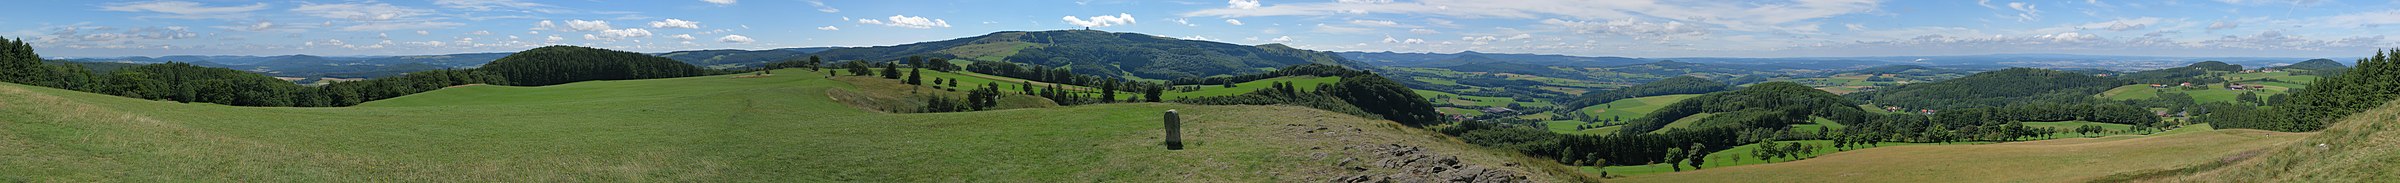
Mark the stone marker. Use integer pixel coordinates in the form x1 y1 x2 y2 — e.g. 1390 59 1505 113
1165 109 1183 150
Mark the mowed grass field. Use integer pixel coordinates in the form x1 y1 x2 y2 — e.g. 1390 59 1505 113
1160 76 1340 100
1576 94 1697 122
1611 125 2307 182
0 69 1577 182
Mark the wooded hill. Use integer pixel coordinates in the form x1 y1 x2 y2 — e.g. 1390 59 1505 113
797 30 1367 80
1849 68 2128 110
481 45 710 86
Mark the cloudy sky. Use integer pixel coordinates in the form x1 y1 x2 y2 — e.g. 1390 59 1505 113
5 0 2398 58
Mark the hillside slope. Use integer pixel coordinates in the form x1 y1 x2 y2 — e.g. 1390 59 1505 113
2172 99 2400 182
1612 125 2305 182
0 69 1571 182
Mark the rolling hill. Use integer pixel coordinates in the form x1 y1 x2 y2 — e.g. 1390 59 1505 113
656 47 833 69
800 30 1366 80
0 68 1580 182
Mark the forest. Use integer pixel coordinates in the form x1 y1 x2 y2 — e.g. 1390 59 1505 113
0 38 703 107
2210 49 2400 132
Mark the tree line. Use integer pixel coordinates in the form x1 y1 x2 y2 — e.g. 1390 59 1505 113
0 39 723 107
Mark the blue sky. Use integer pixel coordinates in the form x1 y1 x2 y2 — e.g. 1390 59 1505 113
5 0 2398 58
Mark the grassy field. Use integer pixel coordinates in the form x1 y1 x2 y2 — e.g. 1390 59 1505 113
1160 76 1340 100
1590 140 1945 177
1610 125 2308 182
1648 113 1717 134
2100 84 2287 104
2021 121 2137 138
1575 94 1697 122
0 69 1582 182
2163 100 2400 182
1414 89 1555 108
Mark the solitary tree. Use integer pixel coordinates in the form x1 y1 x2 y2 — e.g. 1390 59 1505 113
1686 143 1708 169
882 63 901 79
1665 147 1687 172
907 67 923 85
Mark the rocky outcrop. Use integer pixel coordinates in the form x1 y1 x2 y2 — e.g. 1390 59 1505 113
1330 144 1530 183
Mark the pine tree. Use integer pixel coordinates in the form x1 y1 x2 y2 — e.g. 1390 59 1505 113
881 63 901 79
907 67 923 85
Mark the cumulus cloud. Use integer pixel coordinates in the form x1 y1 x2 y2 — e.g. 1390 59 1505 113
861 15 951 29
702 0 736 5
600 28 652 39
650 18 701 29
470 30 492 35
434 0 566 13
816 26 839 31
1063 13 1138 27
566 19 611 31
672 34 696 41
533 20 558 30
1225 19 1245 25
100 1 269 20
1228 0 1260 9
545 35 564 42
1408 28 1439 34
1845 23 1867 31
719 34 755 43
1269 36 1293 42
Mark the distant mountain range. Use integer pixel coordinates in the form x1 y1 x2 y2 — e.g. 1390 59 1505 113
54 47 836 78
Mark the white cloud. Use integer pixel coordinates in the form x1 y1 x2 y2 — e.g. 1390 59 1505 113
1845 23 1867 31
470 30 492 35
1348 20 1408 27
2007 2 2042 22
816 26 840 31
342 21 464 31
866 15 951 29
566 19 611 31
100 1 269 20
434 0 565 13
1063 13 1138 27
1269 36 1294 42
1462 36 1498 45
1403 38 1426 44
545 35 564 42
672 34 696 41
719 34 755 43
1338 0 1394 3
1228 0 1261 9
1225 19 1245 25
1539 18 1707 40
650 18 702 29
1313 24 1372 33
1182 35 1213 41
2320 10 2400 28
533 20 558 30
416 30 430 35
291 2 431 21
703 0 737 5
1180 0 1878 34
2207 20 2239 30
600 28 652 39
806 0 840 13
1408 28 1439 34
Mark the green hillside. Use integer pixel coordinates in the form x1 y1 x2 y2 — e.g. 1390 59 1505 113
2172 99 2400 182
0 69 1573 182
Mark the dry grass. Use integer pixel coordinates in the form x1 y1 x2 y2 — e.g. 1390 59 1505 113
2161 100 2400 182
